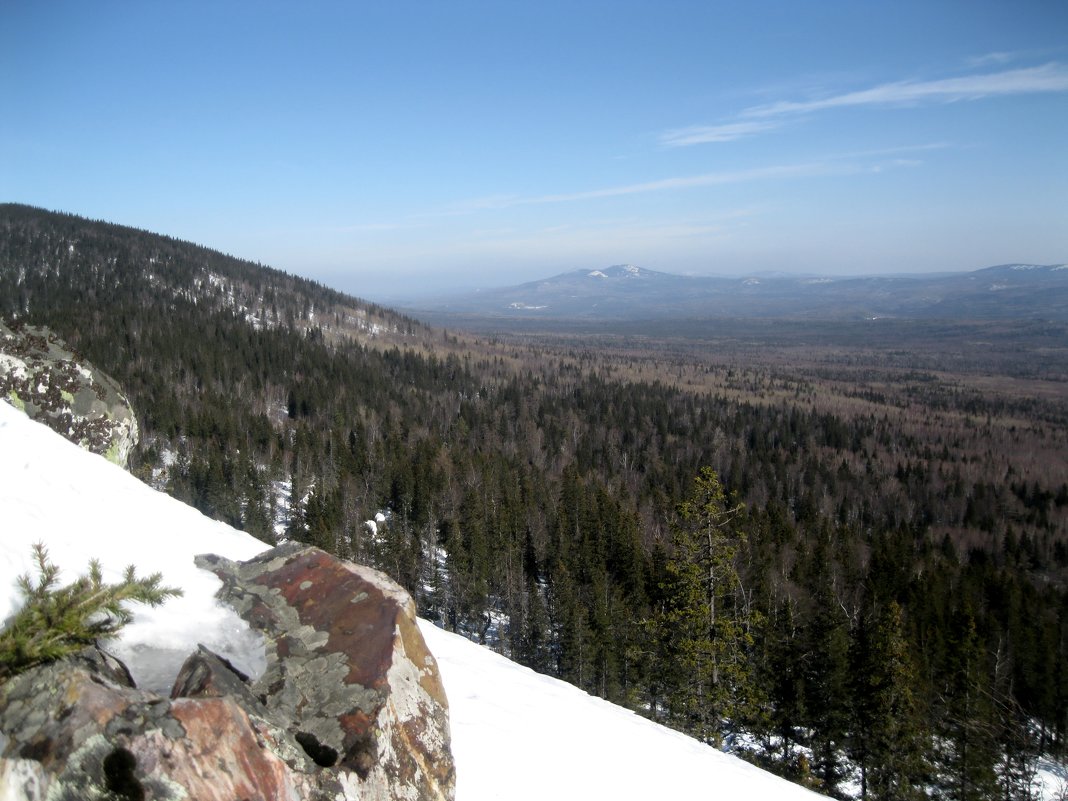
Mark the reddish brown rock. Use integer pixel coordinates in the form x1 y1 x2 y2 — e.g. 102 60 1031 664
135 695 321 801
197 542 455 801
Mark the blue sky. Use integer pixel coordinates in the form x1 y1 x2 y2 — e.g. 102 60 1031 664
2 1 1066 299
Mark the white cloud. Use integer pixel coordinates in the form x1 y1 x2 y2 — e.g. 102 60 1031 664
966 51 1018 68
470 161 850 209
660 120 781 147
742 62 1068 118
664 62 1068 147
444 194 526 214
307 151 935 245
337 221 414 233
824 142 953 160
355 155 922 235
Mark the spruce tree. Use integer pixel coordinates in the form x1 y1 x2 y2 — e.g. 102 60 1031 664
650 467 758 744
850 600 930 801
0 544 182 680
936 608 1000 801
798 526 852 793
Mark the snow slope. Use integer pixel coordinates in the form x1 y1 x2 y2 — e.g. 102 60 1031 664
0 401 267 691
420 622 824 800
0 400 830 799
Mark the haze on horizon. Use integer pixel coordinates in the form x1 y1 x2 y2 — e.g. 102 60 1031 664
2 1 1066 301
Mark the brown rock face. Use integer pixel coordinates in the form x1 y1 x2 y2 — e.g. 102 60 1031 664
0 545 455 801
197 542 455 801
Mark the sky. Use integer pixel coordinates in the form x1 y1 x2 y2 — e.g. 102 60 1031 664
2 1 1067 300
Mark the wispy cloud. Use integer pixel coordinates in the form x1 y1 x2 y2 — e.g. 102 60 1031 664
443 194 526 215
450 157 913 212
463 163 829 210
743 62 1068 118
821 142 953 160
337 221 413 233
966 51 1019 68
524 163 834 204
345 151 930 233
663 62 1068 147
660 120 781 147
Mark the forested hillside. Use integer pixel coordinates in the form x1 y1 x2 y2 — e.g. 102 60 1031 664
2 204 1066 799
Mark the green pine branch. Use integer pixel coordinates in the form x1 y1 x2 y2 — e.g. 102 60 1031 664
0 543 182 681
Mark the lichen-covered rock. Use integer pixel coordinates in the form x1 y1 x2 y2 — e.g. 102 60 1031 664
0 547 454 801
0 321 138 466
0 645 325 801
197 542 455 801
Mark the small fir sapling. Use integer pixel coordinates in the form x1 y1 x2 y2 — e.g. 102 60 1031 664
0 542 182 680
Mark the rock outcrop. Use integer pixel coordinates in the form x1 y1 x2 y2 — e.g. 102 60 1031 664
0 646 322 801
0 322 139 466
0 544 455 801
197 542 455 801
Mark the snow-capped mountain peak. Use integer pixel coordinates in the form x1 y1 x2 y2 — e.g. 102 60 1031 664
602 263 643 277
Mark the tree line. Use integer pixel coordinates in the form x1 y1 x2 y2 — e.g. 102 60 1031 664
2 204 1067 799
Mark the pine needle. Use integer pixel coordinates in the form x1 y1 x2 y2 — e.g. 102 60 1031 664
0 543 182 681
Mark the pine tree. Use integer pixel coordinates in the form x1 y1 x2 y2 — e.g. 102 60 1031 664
850 600 930 801
0 544 182 680
650 467 758 744
936 608 1000 801
766 598 809 761
550 557 593 689
797 525 852 793
514 577 550 672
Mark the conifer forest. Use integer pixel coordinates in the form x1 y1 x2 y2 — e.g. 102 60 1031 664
3 204 1067 799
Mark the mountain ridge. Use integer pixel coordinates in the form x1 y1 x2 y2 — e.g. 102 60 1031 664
405 261 1068 322
0 202 429 348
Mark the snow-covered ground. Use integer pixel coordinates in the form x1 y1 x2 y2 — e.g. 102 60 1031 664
0 400 1061 799
0 402 268 693
420 621 825 800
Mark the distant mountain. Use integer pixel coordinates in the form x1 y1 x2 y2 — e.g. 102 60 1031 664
406 262 1068 322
